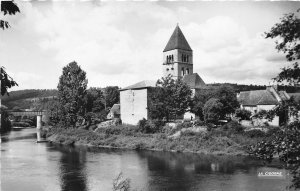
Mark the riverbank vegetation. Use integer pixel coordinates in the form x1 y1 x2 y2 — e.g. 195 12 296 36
43 120 279 155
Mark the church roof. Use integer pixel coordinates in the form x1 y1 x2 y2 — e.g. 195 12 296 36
163 25 192 52
182 73 205 89
120 80 156 91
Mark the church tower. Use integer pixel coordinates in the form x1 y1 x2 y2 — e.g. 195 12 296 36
163 25 193 79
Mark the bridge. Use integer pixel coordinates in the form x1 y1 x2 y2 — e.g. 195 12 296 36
8 110 47 129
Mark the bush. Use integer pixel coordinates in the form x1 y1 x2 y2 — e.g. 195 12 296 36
193 119 205 126
176 121 193 129
96 125 139 136
138 118 164 133
266 126 282 137
244 129 266 138
222 121 244 134
235 108 252 120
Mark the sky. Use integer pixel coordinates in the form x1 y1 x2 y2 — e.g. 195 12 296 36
1 1 300 91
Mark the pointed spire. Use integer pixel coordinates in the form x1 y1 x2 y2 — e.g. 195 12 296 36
163 25 192 52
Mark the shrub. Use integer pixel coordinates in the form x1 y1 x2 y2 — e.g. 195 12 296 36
222 121 244 134
235 108 252 120
266 126 282 137
244 129 266 138
193 119 205 126
138 119 164 133
176 121 193 129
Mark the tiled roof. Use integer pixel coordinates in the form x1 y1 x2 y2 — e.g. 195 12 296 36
182 73 205 89
163 25 192 52
120 80 156 91
238 89 279 106
109 104 120 115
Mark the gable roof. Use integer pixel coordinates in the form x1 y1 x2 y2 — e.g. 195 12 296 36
163 25 192 52
182 73 205 89
120 80 156 91
238 88 283 106
109 104 120 115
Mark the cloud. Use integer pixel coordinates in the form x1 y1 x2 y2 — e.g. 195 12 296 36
1 1 291 91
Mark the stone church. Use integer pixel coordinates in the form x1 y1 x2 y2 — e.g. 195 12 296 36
120 25 205 125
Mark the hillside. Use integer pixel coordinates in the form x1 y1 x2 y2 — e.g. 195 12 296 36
1 89 58 109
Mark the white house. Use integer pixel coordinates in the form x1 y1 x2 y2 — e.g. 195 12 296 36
237 86 290 126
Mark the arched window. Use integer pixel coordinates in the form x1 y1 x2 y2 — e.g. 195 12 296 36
181 68 185 76
186 68 189 75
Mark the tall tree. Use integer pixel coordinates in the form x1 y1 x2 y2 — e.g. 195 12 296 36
149 75 192 121
57 61 88 127
250 9 300 189
0 0 20 30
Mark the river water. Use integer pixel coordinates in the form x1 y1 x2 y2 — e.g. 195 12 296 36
1 128 293 191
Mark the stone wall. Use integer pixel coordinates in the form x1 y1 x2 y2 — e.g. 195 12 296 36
120 88 148 125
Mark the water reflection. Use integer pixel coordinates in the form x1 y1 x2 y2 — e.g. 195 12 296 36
1 129 293 191
49 145 88 191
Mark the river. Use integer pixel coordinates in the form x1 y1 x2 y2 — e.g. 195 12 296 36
1 128 293 191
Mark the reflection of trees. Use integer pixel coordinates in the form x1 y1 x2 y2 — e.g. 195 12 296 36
54 146 88 191
137 151 284 190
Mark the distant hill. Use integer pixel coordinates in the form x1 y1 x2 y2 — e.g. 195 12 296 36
206 83 300 93
1 89 58 109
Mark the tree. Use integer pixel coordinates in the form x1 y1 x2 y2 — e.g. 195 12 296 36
57 61 88 127
0 0 20 30
86 87 105 113
235 108 252 120
250 9 300 189
149 75 192 121
103 86 119 110
265 9 300 86
191 85 239 120
203 98 223 124
214 85 239 117
1 67 18 96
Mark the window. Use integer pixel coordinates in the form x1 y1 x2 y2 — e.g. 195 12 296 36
171 55 174 62
186 68 189 75
166 68 169 71
187 56 189 62
181 68 185 76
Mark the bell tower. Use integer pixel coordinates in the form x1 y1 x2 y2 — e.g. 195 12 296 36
163 24 193 79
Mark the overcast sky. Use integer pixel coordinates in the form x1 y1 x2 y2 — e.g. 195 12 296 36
1 1 300 91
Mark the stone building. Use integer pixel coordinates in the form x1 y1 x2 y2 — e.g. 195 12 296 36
120 25 205 125
237 86 290 126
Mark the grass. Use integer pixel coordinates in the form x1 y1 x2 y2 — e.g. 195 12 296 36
44 123 267 155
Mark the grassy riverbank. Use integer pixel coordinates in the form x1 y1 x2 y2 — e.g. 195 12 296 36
43 123 270 155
